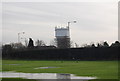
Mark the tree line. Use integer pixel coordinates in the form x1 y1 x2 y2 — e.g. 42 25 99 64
2 38 120 49
2 40 120 60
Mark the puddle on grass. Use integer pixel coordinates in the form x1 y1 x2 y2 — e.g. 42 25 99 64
1 72 96 80
34 67 60 69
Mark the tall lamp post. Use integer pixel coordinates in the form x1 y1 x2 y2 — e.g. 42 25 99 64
67 21 77 36
18 32 25 43
67 21 76 30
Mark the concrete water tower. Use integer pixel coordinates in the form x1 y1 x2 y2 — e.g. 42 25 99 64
55 27 70 48
55 21 76 48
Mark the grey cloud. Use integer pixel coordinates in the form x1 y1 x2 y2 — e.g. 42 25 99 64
2 2 118 44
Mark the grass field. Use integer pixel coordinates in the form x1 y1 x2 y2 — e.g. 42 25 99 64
2 60 118 79
1 78 119 81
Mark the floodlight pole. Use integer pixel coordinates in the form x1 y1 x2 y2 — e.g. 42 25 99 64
18 32 25 43
67 21 77 36
67 21 76 30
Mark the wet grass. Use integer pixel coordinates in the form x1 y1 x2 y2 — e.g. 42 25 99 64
2 60 118 79
88 79 119 81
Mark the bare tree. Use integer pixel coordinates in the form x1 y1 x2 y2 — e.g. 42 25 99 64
35 39 46 46
81 43 88 47
96 41 104 47
90 42 96 47
24 39 28 47
81 43 95 48
49 39 57 47
103 41 109 47
97 41 109 47
10 42 25 49
74 43 79 48
111 41 120 47
91 44 95 47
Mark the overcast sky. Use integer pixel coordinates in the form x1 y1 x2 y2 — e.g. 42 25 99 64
2 1 118 46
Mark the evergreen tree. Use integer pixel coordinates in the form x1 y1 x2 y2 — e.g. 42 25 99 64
28 38 34 48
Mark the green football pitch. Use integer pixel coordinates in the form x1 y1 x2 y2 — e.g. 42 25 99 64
2 60 118 79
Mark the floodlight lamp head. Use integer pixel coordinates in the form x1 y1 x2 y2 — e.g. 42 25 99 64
73 21 77 23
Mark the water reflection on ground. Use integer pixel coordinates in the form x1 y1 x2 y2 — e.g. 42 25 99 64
1 72 96 81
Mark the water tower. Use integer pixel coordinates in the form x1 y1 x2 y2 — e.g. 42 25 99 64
55 21 76 48
55 27 70 48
